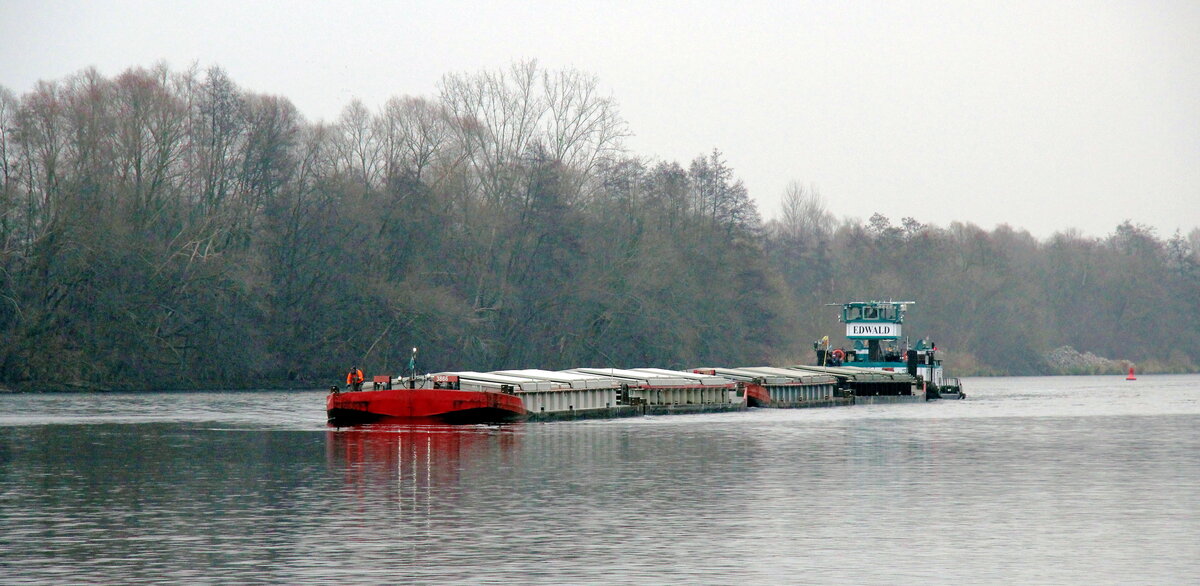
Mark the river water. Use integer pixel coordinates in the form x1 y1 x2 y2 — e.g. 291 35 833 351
1 375 1197 584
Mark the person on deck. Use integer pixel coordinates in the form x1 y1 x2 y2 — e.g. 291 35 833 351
346 366 364 392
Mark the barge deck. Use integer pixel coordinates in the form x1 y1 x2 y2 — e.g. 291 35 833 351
327 363 906 425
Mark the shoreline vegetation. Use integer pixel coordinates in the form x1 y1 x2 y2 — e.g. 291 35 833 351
4 368 1195 394
1 62 1198 393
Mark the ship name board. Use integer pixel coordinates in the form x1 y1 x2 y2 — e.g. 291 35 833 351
846 323 901 338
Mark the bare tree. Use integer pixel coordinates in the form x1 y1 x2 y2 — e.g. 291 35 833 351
234 93 300 236
14 80 70 237
377 96 451 185
541 67 627 198
778 181 833 246
0 85 21 251
111 64 188 229
334 99 381 192
440 60 544 202
191 66 244 218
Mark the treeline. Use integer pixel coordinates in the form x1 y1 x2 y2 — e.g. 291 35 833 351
769 186 1200 375
0 62 781 390
0 63 1196 390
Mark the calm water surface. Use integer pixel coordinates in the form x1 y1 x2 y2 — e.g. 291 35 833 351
1 375 1198 584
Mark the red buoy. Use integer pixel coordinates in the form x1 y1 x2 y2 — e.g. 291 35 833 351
1126 366 1136 381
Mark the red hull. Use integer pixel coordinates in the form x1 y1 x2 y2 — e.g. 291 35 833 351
744 383 772 407
327 388 528 425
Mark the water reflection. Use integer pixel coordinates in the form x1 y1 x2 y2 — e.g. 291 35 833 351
326 424 521 512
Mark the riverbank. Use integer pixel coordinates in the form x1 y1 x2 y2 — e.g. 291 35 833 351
1 378 324 394
943 344 1197 377
7 363 1199 393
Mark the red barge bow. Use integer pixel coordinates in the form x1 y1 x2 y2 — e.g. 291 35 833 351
327 375 527 425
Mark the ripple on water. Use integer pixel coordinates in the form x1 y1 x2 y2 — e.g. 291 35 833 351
0 377 1198 584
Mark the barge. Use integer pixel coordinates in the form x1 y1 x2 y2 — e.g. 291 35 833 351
791 364 925 404
326 363 893 425
328 364 943 424
327 300 961 425
327 366 751 425
693 367 846 408
325 373 528 425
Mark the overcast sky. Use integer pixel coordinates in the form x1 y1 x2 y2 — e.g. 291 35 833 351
2 1 1197 239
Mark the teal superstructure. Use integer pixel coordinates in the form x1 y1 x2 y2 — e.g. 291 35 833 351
816 300 964 399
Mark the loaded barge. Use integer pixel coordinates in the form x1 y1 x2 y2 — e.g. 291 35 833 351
327 363 879 425
327 366 749 425
693 367 843 408
326 300 960 425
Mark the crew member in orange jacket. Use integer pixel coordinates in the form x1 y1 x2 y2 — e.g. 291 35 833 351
346 366 364 392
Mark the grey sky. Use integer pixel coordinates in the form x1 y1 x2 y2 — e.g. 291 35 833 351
2 0 1197 239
